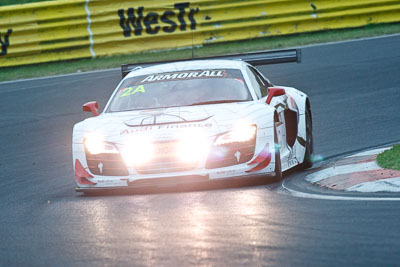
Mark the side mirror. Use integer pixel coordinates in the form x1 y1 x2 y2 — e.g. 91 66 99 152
266 87 285 104
82 101 99 116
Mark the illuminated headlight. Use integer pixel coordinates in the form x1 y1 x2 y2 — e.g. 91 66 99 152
84 133 119 155
214 124 257 146
176 129 210 163
121 136 154 166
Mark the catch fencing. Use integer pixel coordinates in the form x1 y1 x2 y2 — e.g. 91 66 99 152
1 0 400 67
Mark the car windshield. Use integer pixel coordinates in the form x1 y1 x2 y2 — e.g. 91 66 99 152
107 69 252 112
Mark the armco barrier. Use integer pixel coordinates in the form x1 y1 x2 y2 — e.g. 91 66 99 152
1 0 400 67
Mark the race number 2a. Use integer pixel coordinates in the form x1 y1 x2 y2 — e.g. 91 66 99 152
120 85 145 98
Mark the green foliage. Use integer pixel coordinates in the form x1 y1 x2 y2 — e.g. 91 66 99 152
377 145 400 171
0 0 54 7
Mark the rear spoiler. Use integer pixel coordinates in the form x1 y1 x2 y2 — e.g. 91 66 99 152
121 49 301 78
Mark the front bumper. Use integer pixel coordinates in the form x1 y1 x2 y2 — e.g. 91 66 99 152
73 129 277 192
75 171 278 193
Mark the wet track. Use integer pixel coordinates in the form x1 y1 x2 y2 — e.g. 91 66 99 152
1 35 400 266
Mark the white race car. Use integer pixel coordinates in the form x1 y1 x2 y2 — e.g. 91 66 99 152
72 49 313 192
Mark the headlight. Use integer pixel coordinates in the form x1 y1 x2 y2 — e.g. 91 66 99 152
214 124 257 146
84 133 119 155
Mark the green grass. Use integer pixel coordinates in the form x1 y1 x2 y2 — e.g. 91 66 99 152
0 0 55 6
377 145 400 171
1 22 400 82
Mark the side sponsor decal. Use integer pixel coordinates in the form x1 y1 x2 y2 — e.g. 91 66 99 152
118 2 199 37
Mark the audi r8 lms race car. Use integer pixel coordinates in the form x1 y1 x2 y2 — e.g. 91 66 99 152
72 49 313 192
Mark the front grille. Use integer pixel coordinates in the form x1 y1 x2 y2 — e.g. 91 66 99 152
135 141 197 174
86 151 129 176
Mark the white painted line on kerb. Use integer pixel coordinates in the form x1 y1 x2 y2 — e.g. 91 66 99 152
85 0 96 58
305 161 381 183
346 177 400 193
345 147 391 158
281 182 400 201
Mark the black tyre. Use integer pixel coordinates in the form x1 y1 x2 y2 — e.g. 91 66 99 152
300 105 313 169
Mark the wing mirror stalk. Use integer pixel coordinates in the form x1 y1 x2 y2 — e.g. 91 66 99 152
266 87 286 104
82 101 99 116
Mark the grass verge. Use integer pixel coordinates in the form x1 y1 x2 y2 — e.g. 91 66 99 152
1 22 400 82
377 145 400 171
0 0 54 6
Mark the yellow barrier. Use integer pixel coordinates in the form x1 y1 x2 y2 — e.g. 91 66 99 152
1 0 400 67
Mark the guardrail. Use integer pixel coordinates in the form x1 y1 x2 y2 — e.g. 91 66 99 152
1 0 400 67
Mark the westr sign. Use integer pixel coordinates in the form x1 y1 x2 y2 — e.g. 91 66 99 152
118 2 199 37
0 29 12 56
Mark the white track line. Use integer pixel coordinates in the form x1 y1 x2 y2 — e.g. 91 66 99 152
281 181 400 201
294 32 400 50
345 147 391 158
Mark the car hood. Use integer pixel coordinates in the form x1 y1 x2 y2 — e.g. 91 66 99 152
74 102 273 143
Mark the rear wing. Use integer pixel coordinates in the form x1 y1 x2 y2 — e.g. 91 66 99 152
121 49 301 78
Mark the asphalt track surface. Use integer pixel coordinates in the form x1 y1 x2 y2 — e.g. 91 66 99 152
1 35 400 266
